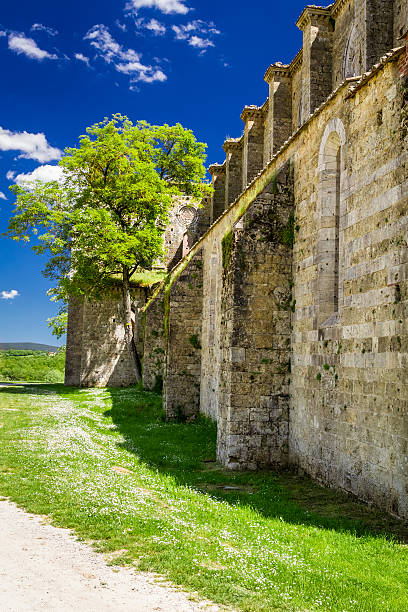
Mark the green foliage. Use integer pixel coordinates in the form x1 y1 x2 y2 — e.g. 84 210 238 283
280 212 295 247
221 230 233 270
0 349 65 382
47 311 68 339
4 113 210 304
0 384 407 612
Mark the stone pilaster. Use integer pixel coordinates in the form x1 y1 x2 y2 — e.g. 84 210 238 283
264 64 292 162
217 161 294 469
240 105 266 188
297 7 333 119
164 251 204 420
223 138 244 207
209 163 226 223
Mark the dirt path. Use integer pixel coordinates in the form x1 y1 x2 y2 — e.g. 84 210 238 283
0 500 221 611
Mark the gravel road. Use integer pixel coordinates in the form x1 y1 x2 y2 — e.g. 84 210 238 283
0 500 221 612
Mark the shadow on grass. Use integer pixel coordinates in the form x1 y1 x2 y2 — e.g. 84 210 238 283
3 382 408 544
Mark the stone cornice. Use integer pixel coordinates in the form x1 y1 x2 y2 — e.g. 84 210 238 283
208 162 226 175
296 5 332 31
240 105 265 122
223 137 244 152
330 0 351 18
264 62 290 84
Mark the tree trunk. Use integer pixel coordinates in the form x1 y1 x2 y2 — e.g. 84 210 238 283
122 267 142 383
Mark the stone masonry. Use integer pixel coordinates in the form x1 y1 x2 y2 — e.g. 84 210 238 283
65 0 408 519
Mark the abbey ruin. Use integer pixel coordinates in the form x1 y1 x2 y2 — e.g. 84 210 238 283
65 0 408 519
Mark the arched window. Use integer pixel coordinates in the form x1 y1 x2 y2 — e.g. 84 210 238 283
317 119 346 328
343 25 361 79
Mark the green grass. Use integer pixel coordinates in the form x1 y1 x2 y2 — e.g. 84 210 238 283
0 384 407 611
130 269 167 287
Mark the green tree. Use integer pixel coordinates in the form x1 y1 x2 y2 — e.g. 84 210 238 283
5 115 210 382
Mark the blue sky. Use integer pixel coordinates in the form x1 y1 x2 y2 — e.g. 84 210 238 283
0 0 309 346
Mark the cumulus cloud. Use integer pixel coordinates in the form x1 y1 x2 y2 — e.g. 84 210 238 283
126 0 189 14
84 24 166 86
0 191 7 200
14 164 65 186
0 127 62 163
0 31 6 37
6 170 15 180
172 20 220 51
31 23 58 36
1 290 19 300
74 52 90 66
8 33 57 60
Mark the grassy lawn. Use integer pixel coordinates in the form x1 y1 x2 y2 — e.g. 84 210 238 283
0 384 407 611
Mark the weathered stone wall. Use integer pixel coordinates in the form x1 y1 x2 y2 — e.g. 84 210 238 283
216 163 294 470
165 198 201 269
164 251 204 420
290 57 303 131
298 7 334 118
290 56 408 518
395 0 408 44
209 165 226 223
65 287 148 387
65 299 85 386
241 107 265 187
224 140 243 206
142 290 166 392
332 0 360 87
200 238 223 421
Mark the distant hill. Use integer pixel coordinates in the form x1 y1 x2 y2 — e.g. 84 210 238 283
0 342 59 352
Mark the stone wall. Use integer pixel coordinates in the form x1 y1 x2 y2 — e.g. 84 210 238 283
395 0 408 44
65 299 85 386
164 251 204 420
65 287 147 387
142 290 166 392
290 55 408 518
217 163 294 469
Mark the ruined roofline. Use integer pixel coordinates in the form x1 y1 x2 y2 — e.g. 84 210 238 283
142 47 404 310
208 162 226 175
296 5 332 30
264 63 290 83
223 137 243 152
240 105 266 122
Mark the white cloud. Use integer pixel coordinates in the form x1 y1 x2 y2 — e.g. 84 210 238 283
74 53 90 67
0 191 7 200
115 20 127 32
1 290 19 300
126 0 189 14
189 36 214 49
136 18 166 36
0 31 6 37
6 170 16 180
14 164 65 186
31 23 58 36
0 127 62 163
8 33 57 60
84 25 166 86
84 24 140 63
172 20 220 50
